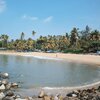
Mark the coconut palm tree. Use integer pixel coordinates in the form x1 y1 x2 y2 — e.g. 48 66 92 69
1 34 9 48
20 32 25 40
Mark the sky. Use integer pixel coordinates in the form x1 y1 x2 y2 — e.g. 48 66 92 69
0 0 100 40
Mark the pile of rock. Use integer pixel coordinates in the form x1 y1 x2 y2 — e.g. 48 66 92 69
0 72 100 100
0 72 20 100
36 88 100 100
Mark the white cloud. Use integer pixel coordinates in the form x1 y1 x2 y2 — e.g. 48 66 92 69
43 16 53 23
0 0 6 13
22 14 38 21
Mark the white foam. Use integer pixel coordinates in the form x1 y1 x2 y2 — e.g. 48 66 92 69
43 81 100 90
23 55 63 61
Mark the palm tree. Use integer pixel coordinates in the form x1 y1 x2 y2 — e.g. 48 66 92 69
20 32 24 40
70 28 79 48
1 34 9 48
32 30 36 38
32 30 36 49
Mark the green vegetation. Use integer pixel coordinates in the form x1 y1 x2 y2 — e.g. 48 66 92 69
0 26 100 53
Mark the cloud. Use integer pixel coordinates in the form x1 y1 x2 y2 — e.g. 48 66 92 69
0 0 6 13
22 14 38 21
43 16 53 23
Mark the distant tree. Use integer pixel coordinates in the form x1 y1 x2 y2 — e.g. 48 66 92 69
80 25 91 40
32 30 36 38
70 28 79 48
1 34 9 48
20 32 24 40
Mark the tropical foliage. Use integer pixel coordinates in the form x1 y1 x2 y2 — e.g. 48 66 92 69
0 26 100 53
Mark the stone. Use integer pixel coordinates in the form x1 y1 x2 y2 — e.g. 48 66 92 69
0 84 6 91
3 96 15 100
57 94 63 100
6 91 14 96
0 73 9 78
2 79 8 85
43 95 51 100
25 97 34 100
63 97 69 100
6 83 11 90
15 98 27 100
54 95 58 100
38 90 45 98
72 93 77 97
0 92 5 99
66 92 77 97
11 83 18 88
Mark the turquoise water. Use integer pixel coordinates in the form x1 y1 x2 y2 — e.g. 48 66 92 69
0 54 100 89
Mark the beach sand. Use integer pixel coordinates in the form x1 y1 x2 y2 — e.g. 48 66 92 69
0 51 100 65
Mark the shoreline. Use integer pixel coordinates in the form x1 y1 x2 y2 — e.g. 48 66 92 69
0 51 100 65
0 51 100 99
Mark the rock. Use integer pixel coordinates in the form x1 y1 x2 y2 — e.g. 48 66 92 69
3 96 15 100
0 84 6 91
11 83 18 88
15 95 21 99
57 94 63 100
63 97 69 100
54 95 58 100
0 73 9 78
25 97 34 100
0 81 2 85
38 91 45 98
0 92 5 99
66 92 77 97
6 83 11 90
15 98 27 100
43 95 51 100
72 93 77 97
6 91 14 96
2 79 8 85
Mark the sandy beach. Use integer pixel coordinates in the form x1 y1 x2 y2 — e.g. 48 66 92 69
0 51 100 98
0 51 100 65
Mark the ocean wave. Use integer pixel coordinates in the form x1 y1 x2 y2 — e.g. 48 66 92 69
43 81 100 90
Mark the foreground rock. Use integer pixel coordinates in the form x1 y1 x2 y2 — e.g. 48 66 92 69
0 73 9 79
0 71 100 100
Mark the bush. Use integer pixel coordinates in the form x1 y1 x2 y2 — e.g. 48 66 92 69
63 49 84 54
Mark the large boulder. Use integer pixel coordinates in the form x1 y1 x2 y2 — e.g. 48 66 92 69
0 92 5 99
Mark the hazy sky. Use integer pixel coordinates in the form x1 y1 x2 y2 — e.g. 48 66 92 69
0 0 100 40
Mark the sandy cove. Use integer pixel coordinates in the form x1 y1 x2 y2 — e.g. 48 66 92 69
0 51 100 65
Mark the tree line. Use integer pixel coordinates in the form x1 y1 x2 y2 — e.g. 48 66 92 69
0 26 100 53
